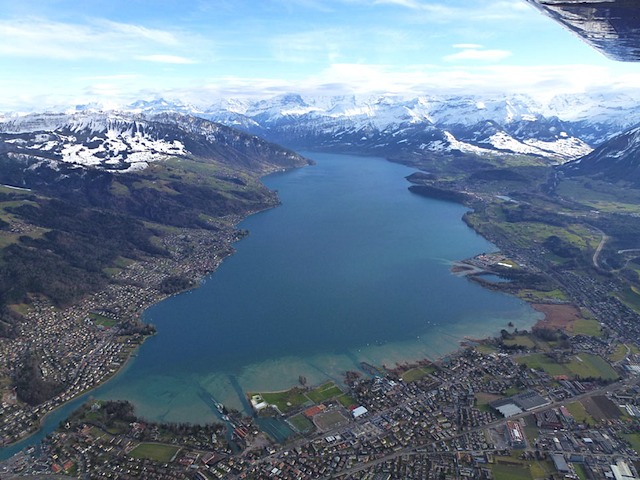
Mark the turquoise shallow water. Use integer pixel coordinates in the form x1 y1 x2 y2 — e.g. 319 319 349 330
0 152 540 458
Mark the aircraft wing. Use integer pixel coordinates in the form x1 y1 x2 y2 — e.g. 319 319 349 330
525 0 640 61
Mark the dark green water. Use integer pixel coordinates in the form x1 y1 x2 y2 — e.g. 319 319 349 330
0 152 539 457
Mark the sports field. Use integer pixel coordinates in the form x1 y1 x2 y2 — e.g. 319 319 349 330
129 443 180 462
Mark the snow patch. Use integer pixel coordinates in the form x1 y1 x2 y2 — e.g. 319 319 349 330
1 113 189 172
523 137 593 161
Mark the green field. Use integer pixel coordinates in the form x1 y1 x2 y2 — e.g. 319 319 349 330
260 387 309 413
567 354 619 381
475 392 502 407
256 382 346 414
103 256 136 276
556 179 640 214
573 463 588 480
503 335 536 349
498 221 596 252
475 344 498 355
504 386 524 396
516 354 567 376
610 344 628 362
288 413 315 434
571 319 602 337
623 433 640 453
306 382 344 403
517 353 618 381
9 303 31 316
129 443 180 462
492 455 555 480
0 201 49 248
619 287 640 314
89 313 118 328
522 415 539 445
492 461 532 480
517 288 569 303
565 401 594 426
336 394 357 408
401 366 435 383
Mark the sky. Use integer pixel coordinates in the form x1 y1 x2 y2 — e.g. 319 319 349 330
1 0 640 111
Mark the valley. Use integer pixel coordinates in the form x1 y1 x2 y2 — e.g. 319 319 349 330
1 99 640 479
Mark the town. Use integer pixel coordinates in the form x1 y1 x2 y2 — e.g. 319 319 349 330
3 324 640 479
0 223 245 447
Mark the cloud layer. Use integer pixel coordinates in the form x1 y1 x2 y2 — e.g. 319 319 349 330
0 0 637 111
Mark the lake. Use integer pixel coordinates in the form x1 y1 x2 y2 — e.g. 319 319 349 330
96 152 539 422
1 152 540 457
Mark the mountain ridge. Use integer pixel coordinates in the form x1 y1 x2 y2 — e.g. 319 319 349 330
125 92 640 162
561 124 640 186
0 111 309 175
4 92 639 164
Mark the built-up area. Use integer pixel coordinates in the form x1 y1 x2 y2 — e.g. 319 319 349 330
3 317 640 479
0 226 242 446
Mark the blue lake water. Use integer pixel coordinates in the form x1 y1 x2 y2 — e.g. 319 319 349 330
1 152 540 458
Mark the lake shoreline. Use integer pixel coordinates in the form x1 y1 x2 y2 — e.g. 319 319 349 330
0 165 301 458
1 152 542 457
91 152 540 423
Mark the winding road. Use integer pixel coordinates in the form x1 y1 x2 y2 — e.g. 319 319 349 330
592 228 608 269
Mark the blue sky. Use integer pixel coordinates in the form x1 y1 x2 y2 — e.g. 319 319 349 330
1 0 640 110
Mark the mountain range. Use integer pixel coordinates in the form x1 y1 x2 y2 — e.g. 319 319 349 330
119 92 640 163
1 91 640 189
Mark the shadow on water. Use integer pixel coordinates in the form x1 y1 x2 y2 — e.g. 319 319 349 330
195 384 242 453
226 375 254 416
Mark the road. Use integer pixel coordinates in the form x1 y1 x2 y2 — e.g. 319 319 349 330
592 228 608 269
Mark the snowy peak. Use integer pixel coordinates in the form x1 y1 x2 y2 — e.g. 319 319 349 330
199 93 602 162
1 113 189 173
126 98 202 115
6 92 636 167
561 125 640 185
0 112 308 174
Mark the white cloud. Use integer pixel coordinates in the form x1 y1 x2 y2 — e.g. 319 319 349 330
452 43 483 49
444 48 512 62
80 74 142 81
1 61 637 113
96 20 181 46
137 54 198 64
183 62 614 101
373 0 423 8
0 17 199 62
270 29 344 63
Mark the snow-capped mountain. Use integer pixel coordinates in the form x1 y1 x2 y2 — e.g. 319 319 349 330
3 91 637 167
193 93 609 162
0 112 309 174
561 125 640 185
